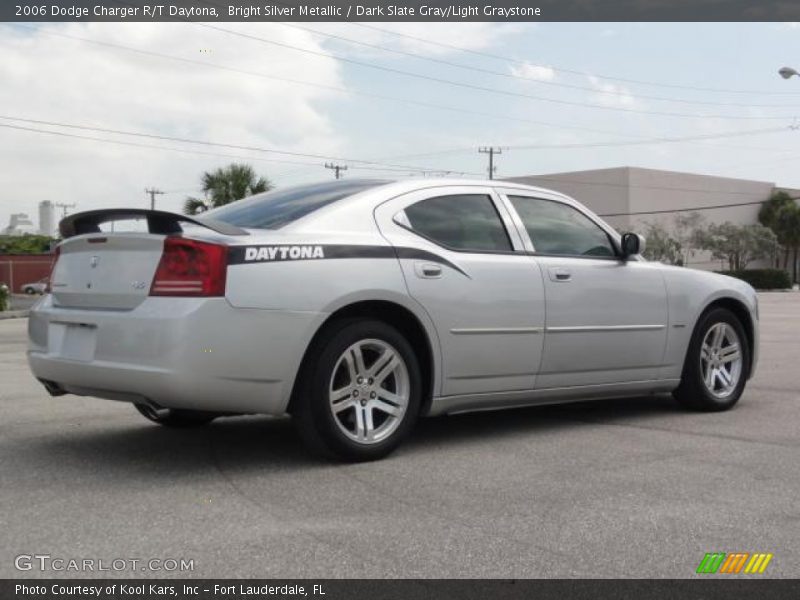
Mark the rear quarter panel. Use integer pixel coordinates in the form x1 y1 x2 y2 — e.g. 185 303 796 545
223 229 444 398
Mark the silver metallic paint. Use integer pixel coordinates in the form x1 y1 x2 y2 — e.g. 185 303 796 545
28 179 759 418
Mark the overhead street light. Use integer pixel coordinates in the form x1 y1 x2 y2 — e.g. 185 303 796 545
779 66 799 79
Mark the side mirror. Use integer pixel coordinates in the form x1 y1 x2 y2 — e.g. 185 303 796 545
621 232 646 259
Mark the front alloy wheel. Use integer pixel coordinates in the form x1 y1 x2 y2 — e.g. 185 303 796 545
674 307 749 412
294 319 421 461
699 322 743 399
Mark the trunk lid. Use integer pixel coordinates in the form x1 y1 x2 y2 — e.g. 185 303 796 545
51 234 165 310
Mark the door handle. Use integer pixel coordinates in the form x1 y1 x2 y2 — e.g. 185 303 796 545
415 262 443 279
548 267 572 282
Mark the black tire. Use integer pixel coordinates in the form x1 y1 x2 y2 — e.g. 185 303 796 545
673 307 750 412
134 403 217 427
292 318 422 462
24 288 35 295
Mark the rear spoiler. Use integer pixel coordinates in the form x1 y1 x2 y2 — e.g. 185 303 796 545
59 209 249 239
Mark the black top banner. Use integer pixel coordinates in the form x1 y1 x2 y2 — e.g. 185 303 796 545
6 0 800 22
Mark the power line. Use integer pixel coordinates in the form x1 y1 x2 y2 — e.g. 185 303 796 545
478 147 502 179
518 175 776 198
0 122 480 176
348 22 800 97
501 126 790 150
199 23 792 122
17 24 796 156
0 115 478 174
325 162 348 179
8 24 675 145
598 199 767 217
367 125 791 165
281 22 800 109
145 187 164 210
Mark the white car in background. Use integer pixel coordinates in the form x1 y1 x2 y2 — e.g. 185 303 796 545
28 179 758 461
21 279 48 295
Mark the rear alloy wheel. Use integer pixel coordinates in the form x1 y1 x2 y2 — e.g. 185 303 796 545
294 319 421 461
134 403 216 427
674 308 749 411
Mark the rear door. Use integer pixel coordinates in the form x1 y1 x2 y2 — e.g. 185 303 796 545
374 185 545 396
496 189 668 389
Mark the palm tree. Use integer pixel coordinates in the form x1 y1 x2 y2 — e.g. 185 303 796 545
184 163 272 215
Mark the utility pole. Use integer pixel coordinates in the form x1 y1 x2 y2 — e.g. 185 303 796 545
478 147 502 179
325 163 348 179
55 202 76 218
145 188 164 210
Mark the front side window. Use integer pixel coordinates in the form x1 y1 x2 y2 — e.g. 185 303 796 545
509 196 616 258
403 194 512 252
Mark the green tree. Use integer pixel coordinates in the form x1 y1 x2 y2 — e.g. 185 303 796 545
642 220 683 265
0 234 56 254
696 222 778 271
758 191 796 269
673 211 705 266
777 205 800 283
184 163 272 215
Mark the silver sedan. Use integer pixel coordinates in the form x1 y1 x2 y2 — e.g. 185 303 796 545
28 179 758 461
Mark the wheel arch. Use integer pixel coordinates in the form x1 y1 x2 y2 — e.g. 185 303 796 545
287 299 438 416
696 296 755 378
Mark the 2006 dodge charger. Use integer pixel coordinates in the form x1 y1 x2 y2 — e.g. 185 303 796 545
28 179 758 461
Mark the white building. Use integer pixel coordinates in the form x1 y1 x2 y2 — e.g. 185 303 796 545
506 166 800 271
38 200 56 237
2 213 37 236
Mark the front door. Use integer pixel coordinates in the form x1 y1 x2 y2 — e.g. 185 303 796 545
498 190 669 389
374 186 545 397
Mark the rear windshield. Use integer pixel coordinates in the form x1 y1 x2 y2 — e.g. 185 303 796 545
203 180 392 229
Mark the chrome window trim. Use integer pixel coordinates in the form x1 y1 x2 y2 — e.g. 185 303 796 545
388 186 525 255
493 187 625 258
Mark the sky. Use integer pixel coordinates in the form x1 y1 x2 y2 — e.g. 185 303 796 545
2 21 800 231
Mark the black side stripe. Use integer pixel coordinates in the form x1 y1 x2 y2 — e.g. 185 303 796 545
227 244 469 278
394 247 470 278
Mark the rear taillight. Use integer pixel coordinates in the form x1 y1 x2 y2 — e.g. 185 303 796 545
150 238 227 297
45 246 61 293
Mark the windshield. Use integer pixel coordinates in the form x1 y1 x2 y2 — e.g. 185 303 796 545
203 180 392 229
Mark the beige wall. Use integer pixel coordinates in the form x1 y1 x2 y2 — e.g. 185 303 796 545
506 167 633 231
505 167 778 271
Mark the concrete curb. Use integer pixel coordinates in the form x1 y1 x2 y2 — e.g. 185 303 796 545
0 310 29 320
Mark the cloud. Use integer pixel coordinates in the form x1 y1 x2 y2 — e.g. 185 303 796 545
586 74 639 107
509 62 556 82
0 23 346 227
308 22 531 59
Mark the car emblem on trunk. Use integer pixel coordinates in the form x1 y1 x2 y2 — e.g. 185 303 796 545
90 256 99 268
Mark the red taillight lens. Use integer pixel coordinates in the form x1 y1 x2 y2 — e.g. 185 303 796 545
150 238 227 297
45 246 61 293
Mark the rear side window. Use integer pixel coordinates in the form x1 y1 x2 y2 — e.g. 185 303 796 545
403 194 512 252
204 180 392 229
509 196 616 258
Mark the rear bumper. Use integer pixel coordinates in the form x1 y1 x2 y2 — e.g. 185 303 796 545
27 295 325 414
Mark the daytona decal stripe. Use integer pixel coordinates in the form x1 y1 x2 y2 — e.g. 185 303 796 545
227 244 469 277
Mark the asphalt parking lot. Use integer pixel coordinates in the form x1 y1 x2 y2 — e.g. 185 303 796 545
1 293 798 579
